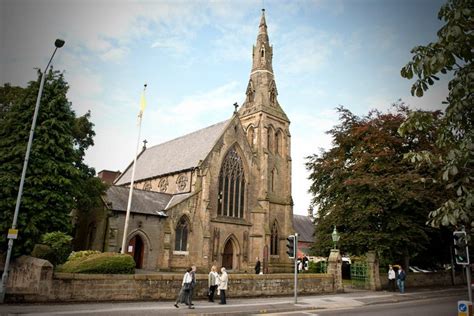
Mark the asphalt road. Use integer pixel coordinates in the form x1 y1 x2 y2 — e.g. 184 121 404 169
262 295 460 316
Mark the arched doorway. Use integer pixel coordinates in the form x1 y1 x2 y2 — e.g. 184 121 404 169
222 240 233 270
127 235 144 269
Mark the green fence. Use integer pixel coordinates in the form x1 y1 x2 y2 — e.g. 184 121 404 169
350 261 368 289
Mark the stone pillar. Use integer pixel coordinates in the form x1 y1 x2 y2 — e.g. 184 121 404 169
327 249 343 292
366 251 381 291
5 256 53 301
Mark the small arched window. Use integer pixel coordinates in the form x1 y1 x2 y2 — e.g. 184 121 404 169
175 217 189 251
270 221 279 255
218 147 246 218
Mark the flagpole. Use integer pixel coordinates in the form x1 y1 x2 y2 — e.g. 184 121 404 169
121 84 147 254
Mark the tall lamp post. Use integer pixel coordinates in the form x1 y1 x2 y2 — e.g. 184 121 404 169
332 226 340 250
0 39 65 304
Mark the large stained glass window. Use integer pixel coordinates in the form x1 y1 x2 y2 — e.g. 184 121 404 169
218 147 246 218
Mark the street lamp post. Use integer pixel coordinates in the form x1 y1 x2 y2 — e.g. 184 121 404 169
332 226 340 250
0 39 65 304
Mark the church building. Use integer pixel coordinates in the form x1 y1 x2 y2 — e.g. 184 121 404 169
81 9 294 273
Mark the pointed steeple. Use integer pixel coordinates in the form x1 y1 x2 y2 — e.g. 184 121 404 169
259 9 268 36
239 9 288 122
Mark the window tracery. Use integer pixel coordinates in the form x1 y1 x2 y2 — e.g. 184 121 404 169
218 147 246 218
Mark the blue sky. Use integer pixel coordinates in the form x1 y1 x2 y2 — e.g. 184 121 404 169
1 0 449 215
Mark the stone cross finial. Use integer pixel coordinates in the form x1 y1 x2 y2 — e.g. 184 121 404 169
233 102 239 113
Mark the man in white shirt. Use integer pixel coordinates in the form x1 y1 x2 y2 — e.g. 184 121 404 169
388 265 396 291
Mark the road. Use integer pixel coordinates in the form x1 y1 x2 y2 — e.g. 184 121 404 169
263 295 460 316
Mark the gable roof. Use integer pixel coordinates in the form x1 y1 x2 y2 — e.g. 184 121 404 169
293 214 315 243
104 186 172 216
115 119 230 185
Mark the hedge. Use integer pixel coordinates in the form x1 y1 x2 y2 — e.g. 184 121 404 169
57 252 135 274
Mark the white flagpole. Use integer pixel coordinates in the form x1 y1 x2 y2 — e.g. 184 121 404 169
121 84 147 254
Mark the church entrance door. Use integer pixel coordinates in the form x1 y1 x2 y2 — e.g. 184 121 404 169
128 235 144 269
222 240 233 270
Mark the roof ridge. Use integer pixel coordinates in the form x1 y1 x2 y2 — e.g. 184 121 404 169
147 119 230 150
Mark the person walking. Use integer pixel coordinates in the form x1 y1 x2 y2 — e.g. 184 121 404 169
208 265 218 302
188 265 197 306
174 267 193 309
397 266 406 293
387 265 396 291
218 267 228 304
255 257 261 274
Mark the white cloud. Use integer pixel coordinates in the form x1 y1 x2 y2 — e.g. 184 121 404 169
100 47 129 63
277 27 341 75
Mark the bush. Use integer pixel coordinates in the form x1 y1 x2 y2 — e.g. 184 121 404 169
68 250 101 261
31 244 54 263
57 252 135 274
30 231 72 265
308 260 328 273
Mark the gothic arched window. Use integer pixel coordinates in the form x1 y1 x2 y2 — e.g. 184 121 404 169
270 221 279 255
218 147 246 218
175 217 189 251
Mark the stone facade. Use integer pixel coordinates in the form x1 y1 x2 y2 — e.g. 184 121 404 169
80 9 295 274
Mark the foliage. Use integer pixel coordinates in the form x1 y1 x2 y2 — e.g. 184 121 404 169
31 244 54 263
40 231 73 265
57 252 135 274
398 0 473 229
306 105 451 266
68 250 101 261
307 260 327 273
0 83 26 120
0 69 104 257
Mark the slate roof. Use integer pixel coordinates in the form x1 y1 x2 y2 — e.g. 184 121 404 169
115 120 230 185
104 186 173 216
293 215 315 243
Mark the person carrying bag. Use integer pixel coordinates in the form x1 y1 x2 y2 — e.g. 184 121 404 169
174 267 194 309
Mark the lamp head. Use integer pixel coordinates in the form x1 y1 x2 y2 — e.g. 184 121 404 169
331 225 340 242
55 39 65 48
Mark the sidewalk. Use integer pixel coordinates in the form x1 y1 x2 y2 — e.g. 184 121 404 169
0 286 467 315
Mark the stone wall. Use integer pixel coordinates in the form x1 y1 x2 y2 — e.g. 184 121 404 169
379 270 465 289
8 272 335 303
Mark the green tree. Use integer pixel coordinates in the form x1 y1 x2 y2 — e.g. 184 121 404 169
306 105 450 267
398 0 473 228
0 69 104 256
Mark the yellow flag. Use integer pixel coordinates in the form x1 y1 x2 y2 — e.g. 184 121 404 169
138 84 147 117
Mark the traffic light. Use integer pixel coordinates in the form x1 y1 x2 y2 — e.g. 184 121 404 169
286 235 296 258
453 231 470 265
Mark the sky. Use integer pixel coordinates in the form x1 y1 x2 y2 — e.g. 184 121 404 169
0 0 449 215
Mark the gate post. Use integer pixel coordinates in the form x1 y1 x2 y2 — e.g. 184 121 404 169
328 249 343 292
366 251 381 291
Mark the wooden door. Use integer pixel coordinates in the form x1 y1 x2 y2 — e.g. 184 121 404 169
222 240 233 270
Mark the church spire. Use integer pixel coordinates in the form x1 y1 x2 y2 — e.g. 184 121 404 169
240 9 288 122
259 9 268 35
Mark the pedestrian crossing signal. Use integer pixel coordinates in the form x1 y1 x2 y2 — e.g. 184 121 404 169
453 231 470 265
